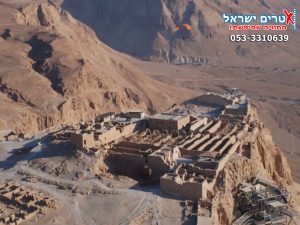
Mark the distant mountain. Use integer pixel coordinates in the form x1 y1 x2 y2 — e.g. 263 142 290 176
0 0 196 134
62 0 300 66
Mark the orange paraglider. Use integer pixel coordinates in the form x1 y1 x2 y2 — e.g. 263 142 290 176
182 24 192 31
174 23 192 32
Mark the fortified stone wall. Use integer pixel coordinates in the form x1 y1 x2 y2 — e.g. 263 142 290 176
115 141 160 151
160 175 208 200
224 107 248 116
195 95 231 107
148 156 171 178
112 147 148 156
71 132 95 149
148 118 178 131
106 152 145 178
99 120 146 144
98 126 119 144
148 116 190 131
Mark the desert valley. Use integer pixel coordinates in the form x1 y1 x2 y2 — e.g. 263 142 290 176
0 0 299 224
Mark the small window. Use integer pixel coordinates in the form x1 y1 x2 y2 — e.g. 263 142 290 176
84 140 87 145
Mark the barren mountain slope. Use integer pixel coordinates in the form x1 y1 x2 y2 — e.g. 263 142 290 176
212 125 300 225
62 0 300 66
0 0 198 134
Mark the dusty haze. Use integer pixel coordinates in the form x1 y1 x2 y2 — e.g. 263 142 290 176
0 1 299 225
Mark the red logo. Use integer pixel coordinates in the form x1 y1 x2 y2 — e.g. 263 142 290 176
283 9 295 25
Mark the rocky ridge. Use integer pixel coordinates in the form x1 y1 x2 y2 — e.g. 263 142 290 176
62 0 300 66
0 0 197 135
212 115 300 224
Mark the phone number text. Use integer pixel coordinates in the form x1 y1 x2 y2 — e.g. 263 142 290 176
229 34 288 42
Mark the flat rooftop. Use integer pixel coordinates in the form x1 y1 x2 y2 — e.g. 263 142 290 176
149 113 188 121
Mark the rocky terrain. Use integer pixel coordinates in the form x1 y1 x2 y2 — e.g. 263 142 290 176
0 103 299 225
58 0 300 182
62 0 300 65
0 1 299 224
0 0 197 135
212 122 300 225
1 1 299 183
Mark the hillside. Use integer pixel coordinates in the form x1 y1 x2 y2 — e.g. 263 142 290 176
0 1 299 224
0 0 198 134
212 124 300 225
0 96 299 225
62 0 300 66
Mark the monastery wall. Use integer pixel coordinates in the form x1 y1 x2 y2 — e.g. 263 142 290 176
106 152 145 178
160 175 208 200
148 156 171 178
115 141 160 151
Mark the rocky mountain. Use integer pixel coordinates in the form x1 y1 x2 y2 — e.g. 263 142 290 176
0 1 299 224
0 0 197 134
212 125 300 224
62 0 300 66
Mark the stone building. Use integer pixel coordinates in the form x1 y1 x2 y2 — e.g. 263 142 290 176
148 113 190 131
95 112 115 123
70 132 95 149
65 90 256 206
70 118 147 149
160 164 209 200
108 144 181 179
148 145 181 177
125 110 145 119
